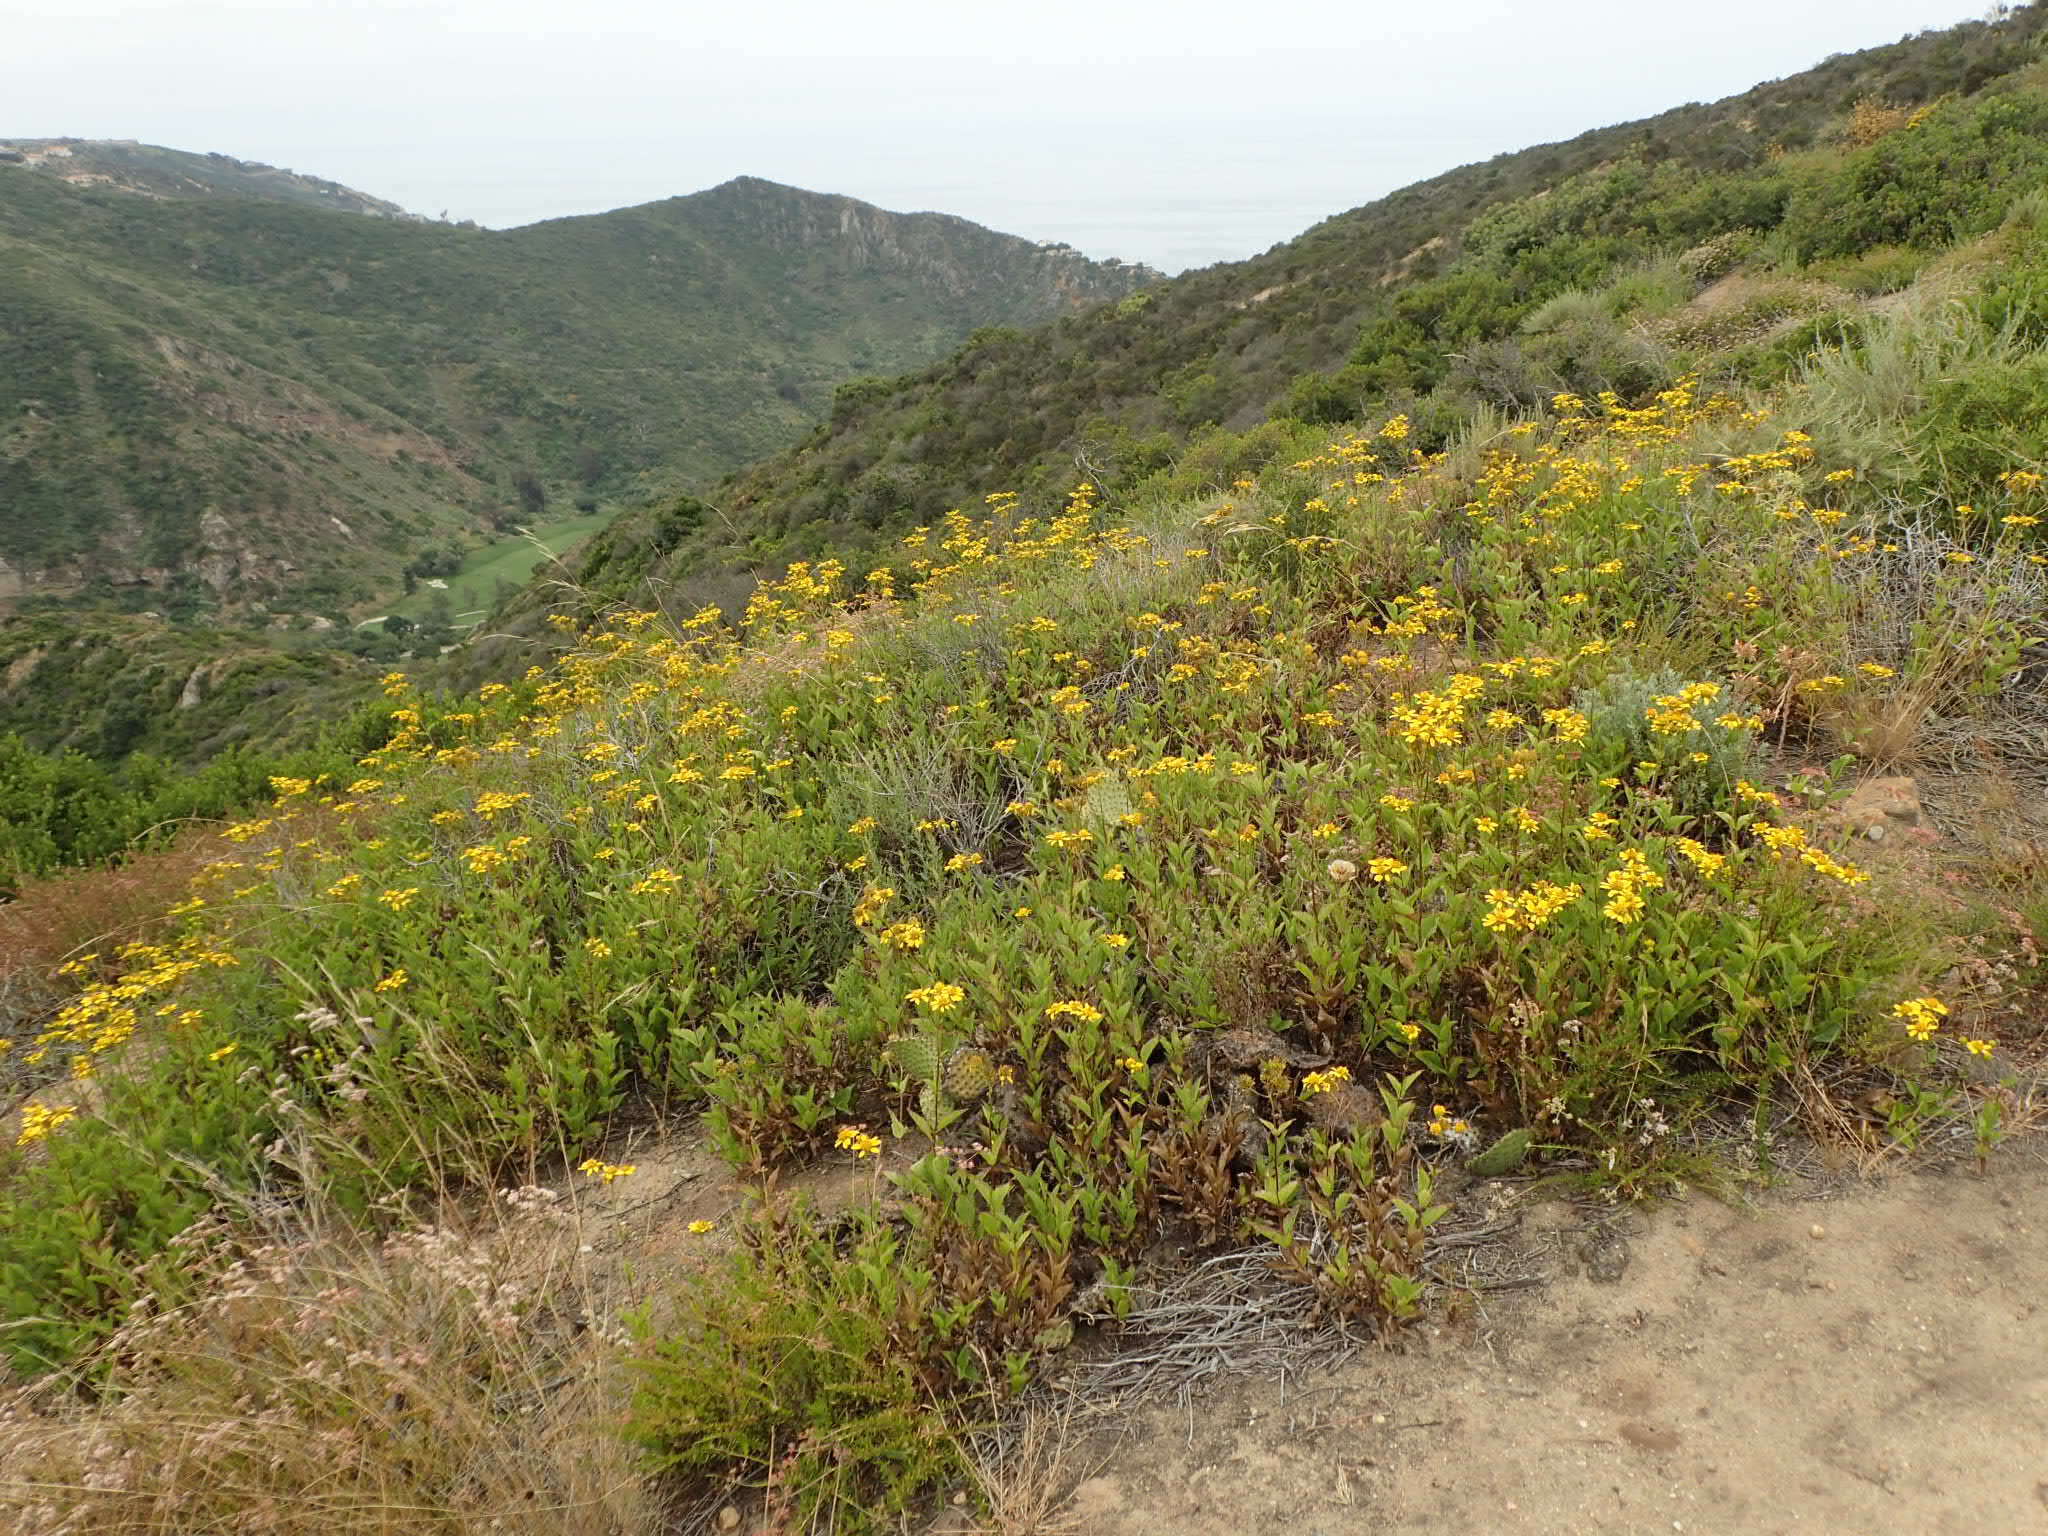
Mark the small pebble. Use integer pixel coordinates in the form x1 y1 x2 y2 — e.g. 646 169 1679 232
715 1507 740 1533
1809 1224 1826 1240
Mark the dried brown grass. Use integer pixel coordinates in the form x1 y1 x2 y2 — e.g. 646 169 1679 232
1 833 234 1106
962 1397 1103 1536
0 832 226 982
0 1187 653 1536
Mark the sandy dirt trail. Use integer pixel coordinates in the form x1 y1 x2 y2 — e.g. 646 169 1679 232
1057 1152 2048 1535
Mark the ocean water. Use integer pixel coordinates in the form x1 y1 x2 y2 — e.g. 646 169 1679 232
798 132 1495 275
425 121 1502 275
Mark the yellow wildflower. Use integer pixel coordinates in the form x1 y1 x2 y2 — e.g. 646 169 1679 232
878 919 926 951
1890 996 1948 1041
17 1103 80 1146
835 1124 883 1158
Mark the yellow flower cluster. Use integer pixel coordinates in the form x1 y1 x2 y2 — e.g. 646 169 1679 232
1391 673 1486 749
28 937 237 1077
878 919 926 951
1542 707 1591 743
1891 996 1948 1041
1426 1104 1472 1138
1645 681 1722 736
1043 1000 1104 1023
1482 880 1584 934
835 1124 883 1158
629 866 681 896
1599 848 1665 926
16 1103 79 1147
1672 837 1727 877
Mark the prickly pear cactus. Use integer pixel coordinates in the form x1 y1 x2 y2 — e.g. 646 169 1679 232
887 1032 939 1082
944 1046 997 1103
1083 776 1132 824
887 1031 945 1120
1468 1126 1534 1177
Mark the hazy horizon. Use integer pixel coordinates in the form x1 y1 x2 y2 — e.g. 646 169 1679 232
1 0 1998 272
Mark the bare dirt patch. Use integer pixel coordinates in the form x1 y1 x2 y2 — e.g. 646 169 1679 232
558 1119 2048 1535
1050 1150 2048 1535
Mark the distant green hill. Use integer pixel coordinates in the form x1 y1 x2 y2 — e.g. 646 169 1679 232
0 138 413 216
0 160 1155 615
544 6 2048 618
16 7 2048 799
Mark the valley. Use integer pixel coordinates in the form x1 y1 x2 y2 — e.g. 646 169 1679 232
4 7 2048 1533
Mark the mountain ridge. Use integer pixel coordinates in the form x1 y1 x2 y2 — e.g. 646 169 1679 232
536 2 2048 617
0 137 415 218
0 163 1156 616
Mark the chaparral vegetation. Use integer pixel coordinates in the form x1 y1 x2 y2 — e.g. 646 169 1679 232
6 11 2048 1534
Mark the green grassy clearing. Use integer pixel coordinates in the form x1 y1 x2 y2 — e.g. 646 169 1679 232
378 513 614 625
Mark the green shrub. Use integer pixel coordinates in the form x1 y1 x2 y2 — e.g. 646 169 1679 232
1677 229 1758 286
628 1211 968 1530
1780 89 2048 261
0 1048 268 1372
1804 244 1932 296
1795 293 2048 507
1574 669 1756 818
1923 354 2048 497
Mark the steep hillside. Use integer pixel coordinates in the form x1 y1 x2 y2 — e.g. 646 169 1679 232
0 166 1154 612
553 6 2048 611
6 265 2047 1522
0 612 381 764
7 14 2048 1531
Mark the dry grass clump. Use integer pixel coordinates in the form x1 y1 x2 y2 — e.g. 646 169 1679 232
961 1397 1101 1536
0 1187 649 1536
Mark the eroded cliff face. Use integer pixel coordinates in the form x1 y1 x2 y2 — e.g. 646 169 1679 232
0 363 481 614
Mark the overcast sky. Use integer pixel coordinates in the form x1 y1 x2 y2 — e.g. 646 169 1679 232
1 0 1996 271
